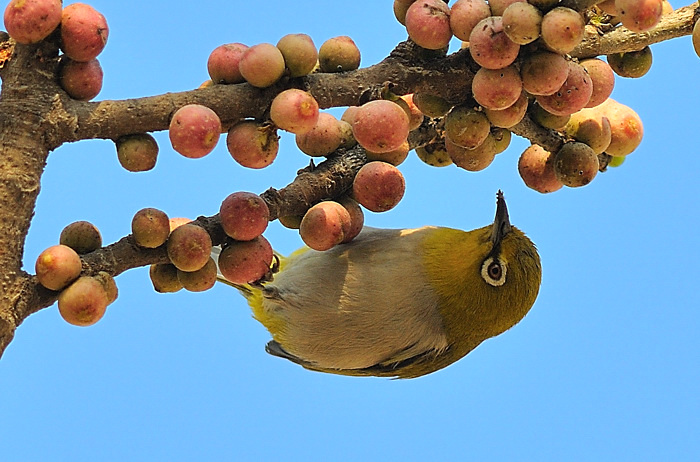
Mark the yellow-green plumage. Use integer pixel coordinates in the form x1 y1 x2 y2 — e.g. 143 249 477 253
221 193 541 378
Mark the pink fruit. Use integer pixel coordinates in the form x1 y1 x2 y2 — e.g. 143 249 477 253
580 58 615 108
449 0 491 41
484 92 528 128
597 98 643 156
540 7 585 54
469 16 520 70
3 0 61 44
338 197 364 243
58 276 109 327
616 0 663 32
299 201 352 251
352 100 409 153
518 144 563 194
219 191 270 241
564 108 612 155
404 0 452 50
520 52 569 96
166 223 213 272
366 140 410 166
169 104 221 159
238 43 285 88
269 89 320 134
177 257 217 292
502 1 542 45
226 121 279 169
60 3 108 62
59 58 103 101
35 244 82 291
217 236 273 284
207 43 248 84
472 65 522 110
295 112 344 156
536 62 593 116
352 161 406 212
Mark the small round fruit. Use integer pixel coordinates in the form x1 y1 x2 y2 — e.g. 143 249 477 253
59 58 103 101
60 221 102 254
366 140 410 166
444 105 491 149
607 47 653 78
400 94 425 130
58 276 109 326
450 0 491 41
553 141 599 187
484 93 528 128
394 0 416 25
338 196 364 243
132 208 170 248
693 20 700 58
469 16 520 70
530 103 571 130
415 143 453 167
35 244 82 291
299 201 352 251
60 3 109 62
177 257 217 292
564 108 612 154
168 104 221 158
276 33 318 78
227 121 279 169
540 7 585 54
352 161 406 212
405 0 452 50
169 217 192 231
295 112 344 156
352 100 409 153
238 43 286 88
149 263 183 293
520 52 569 96
207 43 248 84
580 58 616 107
597 98 644 156
536 62 593 116
446 135 497 172
411 92 452 117
269 89 320 135
3 0 62 44
616 0 663 32
518 144 563 194
166 223 212 272
217 236 273 285
472 65 522 110
502 1 542 45
219 191 269 241
318 36 361 72
488 0 523 16
116 133 158 172
93 271 118 304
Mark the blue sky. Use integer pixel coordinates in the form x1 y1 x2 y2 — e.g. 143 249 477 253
2 1 700 460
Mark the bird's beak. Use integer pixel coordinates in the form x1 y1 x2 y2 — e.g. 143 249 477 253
491 190 512 246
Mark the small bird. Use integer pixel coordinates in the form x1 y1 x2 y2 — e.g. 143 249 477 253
217 191 541 378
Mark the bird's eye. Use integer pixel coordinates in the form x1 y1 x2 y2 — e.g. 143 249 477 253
481 257 507 287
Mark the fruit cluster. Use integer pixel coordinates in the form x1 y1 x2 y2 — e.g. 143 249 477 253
4 0 109 100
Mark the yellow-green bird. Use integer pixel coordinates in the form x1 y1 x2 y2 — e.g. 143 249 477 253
217 192 541 378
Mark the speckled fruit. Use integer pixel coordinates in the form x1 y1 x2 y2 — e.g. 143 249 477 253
207 43 248 84
352 100 409 153
564 108 612 154
607 47 653 78
597 98 644 156
116 133 158 172
366 140 410 166
318 36 361 72
59 58 103 101
616 0 663 32
405 0 452 50
168 104 221 158
226 121 279 169
488 0 523 16
520 52 569 96
502 1 542 45
58 276 109 326
93 271 118 304
35 244 82 291
553 141 599 187
277 33 317 78
450 0 491 41
177 257 217 292
469 16 520 69
472 65 522 110
445 135 497 172
166 223 212 272
3 0 61 44
218 236 273 285
530 103 571 130
540 7 585 54
270 89 320 134
132 208 170 248
536 62 593 116
238 43 285 88
60 220 102 254
60 3 108 62
484 93 528 128
299 201 352 251
444 105 491 149
415 143 453 167
296 112 344 156
352 161 406 212
149 263 183 293
518 144 563 193
220 191 269 241
580 58 616 107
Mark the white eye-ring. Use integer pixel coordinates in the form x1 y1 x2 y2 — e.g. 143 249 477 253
481 257 507 287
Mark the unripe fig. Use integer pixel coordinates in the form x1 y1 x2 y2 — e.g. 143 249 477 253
352 100 409 153
3 0 61 44
269 89 320 134
488 0 523 16
607 47 653 78
580 58 615 107
36 244 82 291
169 217 192 231
450 0 491 41
366 140 410 166
415 143 453 167
218 236 273 285
220 191 269 241
166 223 212 272
541 7 585 54
60 221 101 255
277 33 318 77
404 0 452 50
207 43 248 84
469 16 520 69
553 141 599 187
484 93 528 128
60 3 108 62
412 92 452 117
149 263 183 293
59 58 103 101
226 121 279 169
318 36 361 72
296 112 344 156
444 105 491 149
168 104 221 159
564 108 612 154
446 135 497 172
238 43 285 88
491 127 511 154
58 276 109 327
502 1 542 45
278 214 303 230
394 0 417 25
352 161 406 212
132 208 170 248
177 257 217 292
530 103 570 130
693 20 700 58
93 271 118 304
116 133 159 172
299 201 352 251
518 144 563 194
